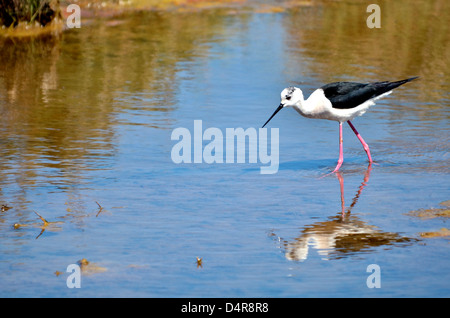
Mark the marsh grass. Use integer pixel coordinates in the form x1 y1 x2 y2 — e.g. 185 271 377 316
0 0 61 27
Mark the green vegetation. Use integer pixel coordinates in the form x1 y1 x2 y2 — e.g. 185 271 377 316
0 0 61 27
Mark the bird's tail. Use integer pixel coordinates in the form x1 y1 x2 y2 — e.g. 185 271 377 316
371 76 418 95
385 76 419 90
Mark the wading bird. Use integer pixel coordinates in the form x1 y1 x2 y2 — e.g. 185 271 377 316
262 77 418 172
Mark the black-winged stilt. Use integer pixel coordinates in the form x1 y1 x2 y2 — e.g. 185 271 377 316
262 77 418 172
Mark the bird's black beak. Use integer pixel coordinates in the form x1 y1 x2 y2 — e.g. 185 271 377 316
262 103 284 128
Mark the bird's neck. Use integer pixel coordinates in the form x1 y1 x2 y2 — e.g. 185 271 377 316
292 91 323 119
292 95 311 118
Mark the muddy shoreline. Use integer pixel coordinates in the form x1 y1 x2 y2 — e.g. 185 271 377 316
0 0 313 38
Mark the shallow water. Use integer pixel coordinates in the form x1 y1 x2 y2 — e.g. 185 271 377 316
0 0 449 297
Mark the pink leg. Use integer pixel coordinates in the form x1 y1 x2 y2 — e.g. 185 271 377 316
332 122 344 173
347 121 373 163
335 171 345 217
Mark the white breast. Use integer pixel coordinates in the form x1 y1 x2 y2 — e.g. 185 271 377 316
296 89 335 120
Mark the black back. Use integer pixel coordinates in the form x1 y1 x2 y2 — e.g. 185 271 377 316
321 77 418 109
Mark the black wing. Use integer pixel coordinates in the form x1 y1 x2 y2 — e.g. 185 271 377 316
321 77 418 109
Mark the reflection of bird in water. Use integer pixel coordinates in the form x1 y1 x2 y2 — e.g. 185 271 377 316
274 165 415 261
262 77 418 172
284 214 412 261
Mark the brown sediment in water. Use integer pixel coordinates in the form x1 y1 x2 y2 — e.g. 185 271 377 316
12 210 63 239
77 258 107 275
408 201 450 239
407 200 450 219
419 228 450 239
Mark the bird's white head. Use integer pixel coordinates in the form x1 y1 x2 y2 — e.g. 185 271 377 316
280 86 304 107
262 86 304 128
